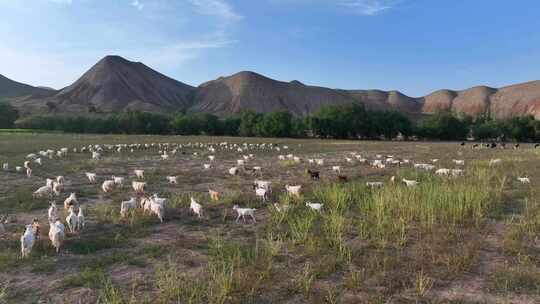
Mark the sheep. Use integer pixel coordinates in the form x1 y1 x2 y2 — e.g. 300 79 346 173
517 177 531 184
132 181 146 194
48 220 65 253
209 189 220 201
190 197 203 218
255 188 269 202
332 166 341 174
120 198 137 218
77 207 85 231
112 176 125 188
306 202 323 211
402 179 419 187
435 168 451 176
232 205 256 223
166 176 178 184
33 185 53 198
134 169 145 179
229 167 239 176
48 201 58 222
150 200 165 222
285 185 302 198
66 206 79 233
20 224 35 258
63 193 78 210
102 180 116 193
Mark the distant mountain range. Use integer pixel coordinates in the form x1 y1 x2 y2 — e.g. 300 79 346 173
2 55 540 119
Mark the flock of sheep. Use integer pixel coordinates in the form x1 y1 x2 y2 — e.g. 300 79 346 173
0 141 533 259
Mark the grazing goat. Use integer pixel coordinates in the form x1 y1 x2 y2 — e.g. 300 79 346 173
435 168 450 176
209 189 220 201
517 177 531 184
255 188 269 202
166 176 178 184
452 160 465 166
273 203 290 213
337 175 348 183
306 202 323 211
203 164 211 169
85 172 97 183
150 200 165 222
285 185 302 198
190 197 203 218
366 181 384 188
120 198 137 218
332 166 341 174
21 224 35 258
48 220 65 253
134 170 145 179
229 167 239 176
102 180 116 193
33 185 53 198
63 193 78 210
253 180 272 192
233 205 256 223
489 159 502 166
112 176 125 188
132 181 146 194
402 179 419 187
66 206 79 233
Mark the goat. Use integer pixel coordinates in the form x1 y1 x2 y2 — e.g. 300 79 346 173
253 180 272 192
203 164 211 169
33 185 53 198
517 177 531 184
233 205 256 223
306 202 323 211
306 169 320 180
285 185 302 198
255 188 269 202
77 207 85 231
85 172 97 183
20 224 35 258
332 166 341 174
337 175 348 183
66 206 79 233
166 176 178 184
452 160 465 166
56 176 65 185
489 159 502 166
150 200 165 222
229 167 239 176
190 197 203 218
102 180 116 193
112 176 125 188
366 182 384 188
63 193 78 210
2 163 8 171
134 169 145 179
120 198 137 218
435 168 451 176
402 178 419 187
132 181 146 194
48 220 65 253
209 189 220 201
48 201 58 222
52 182 63 196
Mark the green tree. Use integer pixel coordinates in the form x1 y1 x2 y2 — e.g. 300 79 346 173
0 103 19 128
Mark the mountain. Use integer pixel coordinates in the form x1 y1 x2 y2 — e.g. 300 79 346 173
189 71 359 116
5 55 540 119
12 55 195 115
0 74 54 102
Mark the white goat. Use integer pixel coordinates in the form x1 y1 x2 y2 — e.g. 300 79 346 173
112 176 125 188
63 193 78 210
48 220 65 253
85 172 97 183
332 166 341 174
134 169 145 179
402 178 419 187
255 188 269 202
306 202 323 211
190 197 203 218
517 177 531 184
150 200 165 222
48 201 58 222
77 207 85 231
285 185 302 198
229 167 239 176
120 198 137 218
166 176 178 184
102 180 116 193
21 224 35 258
233 205 256 223
66 206 79 233
33 185 53 198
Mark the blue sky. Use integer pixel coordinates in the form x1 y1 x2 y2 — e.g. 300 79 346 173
0 0 539 96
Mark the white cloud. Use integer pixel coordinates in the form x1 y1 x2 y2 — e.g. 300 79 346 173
339 0 397 15
188 0 243 22
131 0 144 10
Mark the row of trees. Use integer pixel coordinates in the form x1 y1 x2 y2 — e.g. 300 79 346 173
5 101 540 141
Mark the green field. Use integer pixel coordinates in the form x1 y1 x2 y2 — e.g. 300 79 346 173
1 133 539 303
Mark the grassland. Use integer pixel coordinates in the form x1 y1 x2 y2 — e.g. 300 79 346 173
0 133 539 303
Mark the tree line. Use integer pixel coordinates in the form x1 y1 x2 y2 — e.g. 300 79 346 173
2 101 540 142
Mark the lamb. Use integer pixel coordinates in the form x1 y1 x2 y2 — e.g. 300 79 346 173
63 193 78 210
517 177 531 184
209 189 220 201
306 202 323 211
166 176 178 184
102 180 116 193
66 206 79 233
20 224 35 258
233 205 256 223
48 201 58 222
134 169 145 179
77 207 85 231
132 181 146 194
33 185 53 198
402 178 419 187
112 176 125 188
120 198 137 218
48 220 65 253
285 185 302 198
255 188 269 202
332 166 341 174
190 197 203 218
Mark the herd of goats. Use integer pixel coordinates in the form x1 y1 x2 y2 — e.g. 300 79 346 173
0 140 536 259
